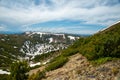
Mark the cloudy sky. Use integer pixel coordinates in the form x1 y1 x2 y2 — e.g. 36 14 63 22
0 0 120 34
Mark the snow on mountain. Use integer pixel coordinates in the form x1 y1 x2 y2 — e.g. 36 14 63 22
20 32 80 59
20 40 67 59
49 38 53 43
68 36 75 40
25 31 66 38
0 31 80 68
53 34 66 39
1 39 5 41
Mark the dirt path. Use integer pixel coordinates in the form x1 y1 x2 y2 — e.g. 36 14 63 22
42 53 120 80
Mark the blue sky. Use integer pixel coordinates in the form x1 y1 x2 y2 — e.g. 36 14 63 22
0 0 120 34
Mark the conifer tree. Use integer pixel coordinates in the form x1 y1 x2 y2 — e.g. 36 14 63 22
10 61 29 80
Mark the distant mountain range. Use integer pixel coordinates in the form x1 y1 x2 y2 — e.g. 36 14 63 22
0 32 80 68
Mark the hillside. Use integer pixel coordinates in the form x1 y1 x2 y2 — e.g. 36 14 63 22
77 21 120 60
29 21 120 80
0 32 79 68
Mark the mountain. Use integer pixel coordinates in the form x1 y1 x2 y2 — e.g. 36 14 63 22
28 21 120 80
0 21 120 80
0 32 80 68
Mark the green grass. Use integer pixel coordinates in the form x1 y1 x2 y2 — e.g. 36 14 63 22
91 57 113 65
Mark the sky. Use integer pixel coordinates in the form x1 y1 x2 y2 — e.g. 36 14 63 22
0 0 120 34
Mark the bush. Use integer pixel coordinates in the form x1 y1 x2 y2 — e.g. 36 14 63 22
45 56 68 71
62 49 79 57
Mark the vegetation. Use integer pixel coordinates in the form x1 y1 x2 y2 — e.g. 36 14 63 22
91 57 113 65
78 23 120 61
62 48 79 57
0 74 10 80
10 61 30 80
0 34 26 67
45 56 68 71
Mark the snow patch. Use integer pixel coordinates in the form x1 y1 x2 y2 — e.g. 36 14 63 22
1 39 5 41
42 60 50 65
30 62 41 67
54 34 66 39
0 69 10 74
49 38 53 43
20 40 66 59
13 46 17 48
68 36 75 40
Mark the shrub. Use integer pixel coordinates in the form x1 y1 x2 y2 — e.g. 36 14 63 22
45 56 68 71
62 49 79 57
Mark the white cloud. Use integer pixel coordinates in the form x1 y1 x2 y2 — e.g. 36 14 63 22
0 0 120 33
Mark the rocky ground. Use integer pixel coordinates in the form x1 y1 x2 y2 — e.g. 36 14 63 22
30 53 120 80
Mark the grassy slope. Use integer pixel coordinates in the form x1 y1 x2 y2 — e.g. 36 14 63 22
78 22 120 61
